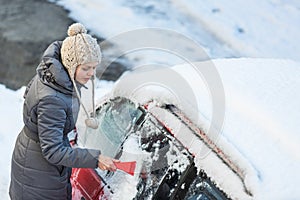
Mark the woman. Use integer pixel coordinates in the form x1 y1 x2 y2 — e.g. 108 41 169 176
9 23 118 199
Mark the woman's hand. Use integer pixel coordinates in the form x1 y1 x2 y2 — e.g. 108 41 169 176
98 154 120 171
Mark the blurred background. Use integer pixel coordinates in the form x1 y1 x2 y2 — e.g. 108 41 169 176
0 0 299 90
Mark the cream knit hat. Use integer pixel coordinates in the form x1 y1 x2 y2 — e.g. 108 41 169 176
61 23 101 79
61 23 101 129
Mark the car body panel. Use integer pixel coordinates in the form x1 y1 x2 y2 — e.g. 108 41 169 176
71 168 109 200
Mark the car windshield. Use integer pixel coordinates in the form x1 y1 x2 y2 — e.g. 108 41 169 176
83 97 144 157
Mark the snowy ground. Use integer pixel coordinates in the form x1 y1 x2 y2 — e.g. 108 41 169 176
1 0 300 199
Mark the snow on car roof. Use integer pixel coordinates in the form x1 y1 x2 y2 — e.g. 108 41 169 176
108 58 300 199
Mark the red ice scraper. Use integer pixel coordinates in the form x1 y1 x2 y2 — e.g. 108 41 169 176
114 161 136 176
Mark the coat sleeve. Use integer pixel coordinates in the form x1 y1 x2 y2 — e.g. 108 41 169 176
37 95 100 168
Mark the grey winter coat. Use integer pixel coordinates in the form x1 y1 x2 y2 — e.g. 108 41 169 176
9 41 101 200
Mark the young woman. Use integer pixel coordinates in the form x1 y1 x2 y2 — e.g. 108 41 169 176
9 23 118 199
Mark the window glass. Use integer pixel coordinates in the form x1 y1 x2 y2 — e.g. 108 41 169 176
134 116 194 199
83 97 144 157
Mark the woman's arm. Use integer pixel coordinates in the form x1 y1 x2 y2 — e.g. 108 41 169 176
37 95 100 168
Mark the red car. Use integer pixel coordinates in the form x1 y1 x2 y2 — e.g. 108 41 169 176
70 96 252 200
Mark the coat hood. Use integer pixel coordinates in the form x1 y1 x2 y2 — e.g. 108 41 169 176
36 41 98 129
37 41 76 95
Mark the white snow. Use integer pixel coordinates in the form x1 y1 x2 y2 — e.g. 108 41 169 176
1 0 300 199
110 58 300 199
0 85 25 199
50 0 300 61
178 58 300 199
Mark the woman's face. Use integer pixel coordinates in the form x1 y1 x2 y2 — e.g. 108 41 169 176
75 62 98 85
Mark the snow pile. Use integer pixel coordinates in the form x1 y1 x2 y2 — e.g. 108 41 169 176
179 58 300 199
212 58 300 199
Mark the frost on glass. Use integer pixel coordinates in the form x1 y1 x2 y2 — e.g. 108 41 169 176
84 97 144 157
134 115 194 200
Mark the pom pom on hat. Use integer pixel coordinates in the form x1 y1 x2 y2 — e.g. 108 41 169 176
61 23 101 80
67 23 87 36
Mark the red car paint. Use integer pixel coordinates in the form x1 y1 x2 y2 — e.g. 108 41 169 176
71 168 109 200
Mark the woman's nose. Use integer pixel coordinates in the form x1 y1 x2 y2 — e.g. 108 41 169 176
88 69 95 76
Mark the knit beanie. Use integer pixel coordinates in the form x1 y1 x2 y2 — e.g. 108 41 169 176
61 23 101 80
61 23 101 129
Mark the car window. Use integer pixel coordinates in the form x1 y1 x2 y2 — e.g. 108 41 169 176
83 97 144 157
184 169 230 200
133 115 195 200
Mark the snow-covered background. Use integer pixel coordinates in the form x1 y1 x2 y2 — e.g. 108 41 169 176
1 0 300 199
50 0 300 62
